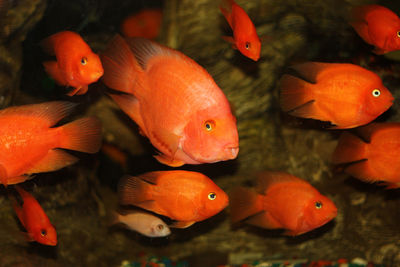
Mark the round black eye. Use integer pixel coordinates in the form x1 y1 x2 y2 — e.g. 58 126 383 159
315 201 322 209
40 229 47 236
157 224 164 231
245 42 251 49
204 120 216 132
372 89 381 97
397 31 400 38
81 57 88 65
208 192 216 200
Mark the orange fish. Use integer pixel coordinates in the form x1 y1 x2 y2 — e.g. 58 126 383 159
280 62 394 129
332 122 400 188
219 0 261 61
349 5 400 55
41 31 104 96
118 170 229 228
121 9 163 40
101 35 239 167
0 101 102 186
230 171 337 236
12 186 57 246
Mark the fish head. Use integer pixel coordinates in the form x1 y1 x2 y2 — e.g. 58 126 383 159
363 82 394 117
301 194 337 233
148 219 171 237
197 182 229 220
181 107 239 164
33 224 57 246
236 36 261 61
76 52 104 84
385 26 400 52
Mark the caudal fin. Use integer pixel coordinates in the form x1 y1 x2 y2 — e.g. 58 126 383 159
58 117 102 153
332 132 367 164
230 187 263 224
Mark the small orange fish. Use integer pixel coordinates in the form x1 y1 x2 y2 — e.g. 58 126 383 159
280 62 394 129
0 101 102 186
219 0 261 61
41 31 104 96
121 9 163 40
12 186 57 246
332 123 400 188
230 171 337 236
118 170 229 228
349 5 400 55
101 35 239 167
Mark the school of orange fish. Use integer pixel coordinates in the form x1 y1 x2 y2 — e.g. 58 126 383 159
1 0 400 245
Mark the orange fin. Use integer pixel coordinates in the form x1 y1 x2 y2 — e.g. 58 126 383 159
101 34 142 95
255 171 307 193
6 175 33 186
25 149 79 175
117 175 153 205
43 61 68 86
58 117 102 153
21 232 35 242
153 154 185 167
0 101 77 128
230 186 263 223
109 93 146 135
279 74 316 113
332 132 367 165
136 172 163 185
244 211 282 229
289 62 334 84
169 221 195 229
67 85 88 96
150 130 181 163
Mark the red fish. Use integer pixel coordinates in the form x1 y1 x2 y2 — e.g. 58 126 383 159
280 62 393 129
332 122 400 188
0 101 102 186
101 35 239 167
219 0 261 61
118 170 229 228
121 9 163 40
230 171 337 236
349 5 400 55
12 186 57 246
41 31 104 96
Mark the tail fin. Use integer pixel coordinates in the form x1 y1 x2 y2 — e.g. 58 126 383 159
279 74 315 114
58 117 102 153
332 132 367 164
117 175 153 206
101 34 143 95
230 187 263 224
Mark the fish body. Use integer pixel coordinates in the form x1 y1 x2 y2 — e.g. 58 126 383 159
280 62 393 129
219 0 261 61
121 9 163 40
101 35 239 167
118 170 229 228
114 210 170 237
12 186 57 246
0 101 102 185
230 171 337 236
41 31 104 96
332 122 400 188
350 5 400 54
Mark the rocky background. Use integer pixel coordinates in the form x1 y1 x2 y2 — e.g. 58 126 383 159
0 0 399 266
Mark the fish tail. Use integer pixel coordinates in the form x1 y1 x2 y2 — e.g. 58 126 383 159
332 132 367 164
118 175 153 205
230 187 263 224
101 34 143 96
279 74 315 113
219 0 235 28
58 117 102 154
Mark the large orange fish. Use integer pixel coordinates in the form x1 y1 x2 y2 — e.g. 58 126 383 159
11 186 57 246
0 101 102 186
230 171 337 236
118 170 229 228
121 9 163 40
219 0 261 61
332 122 400 188
101 35 239 167
280 62 394 129
41 31 104 96
349 5 400 55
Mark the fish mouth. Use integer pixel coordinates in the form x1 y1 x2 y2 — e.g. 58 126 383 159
224 146 239 159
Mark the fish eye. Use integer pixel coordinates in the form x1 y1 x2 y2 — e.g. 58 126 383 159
208 192 216 200
397 31 400 38
204 120 216 132
81 57 88 65
372 89 381 97
157 224 164 231
40 229 47 237
315 201 323 209
245 42 251 50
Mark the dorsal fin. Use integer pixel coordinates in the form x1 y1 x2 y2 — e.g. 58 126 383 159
256 171 308 193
